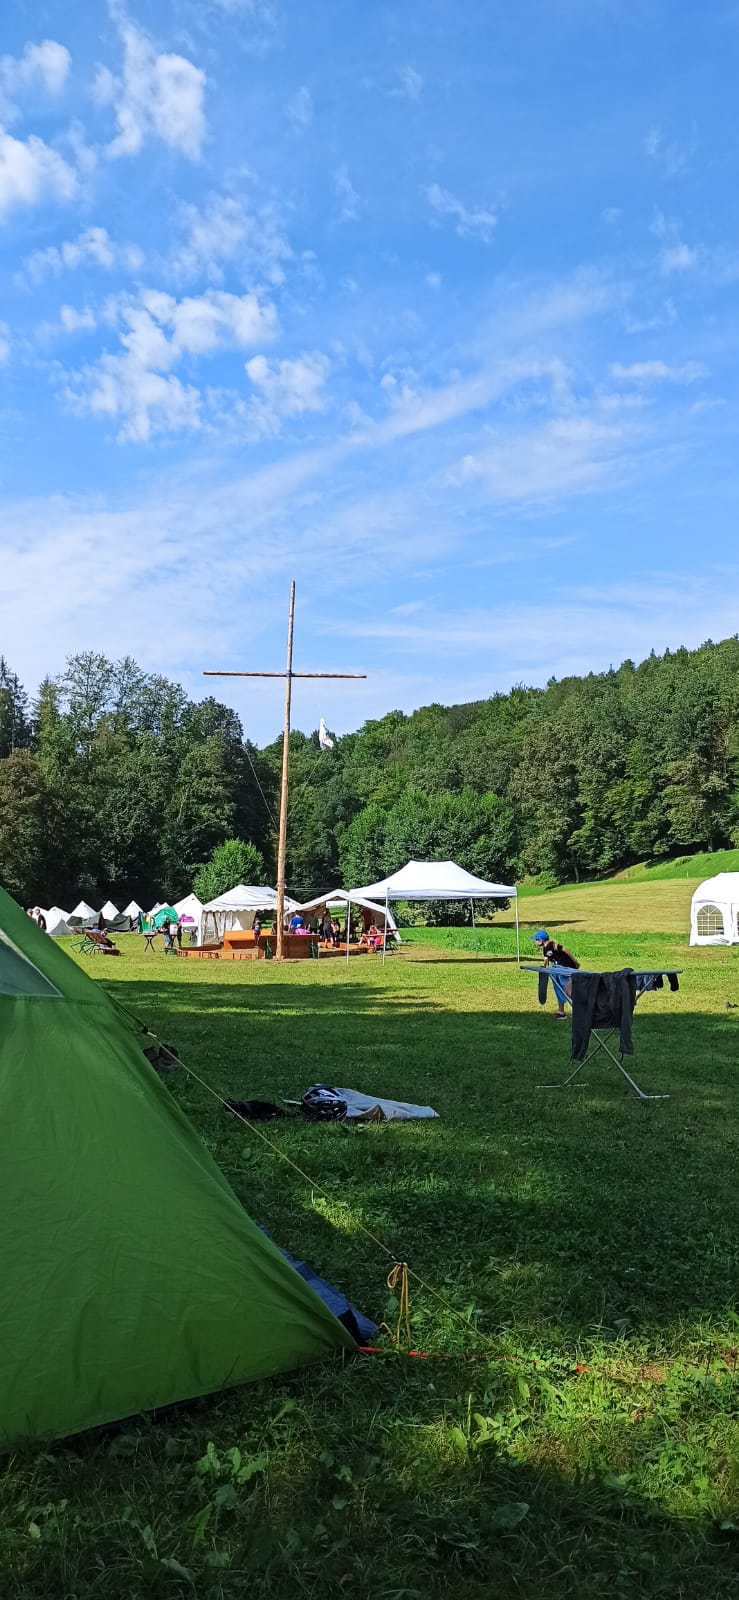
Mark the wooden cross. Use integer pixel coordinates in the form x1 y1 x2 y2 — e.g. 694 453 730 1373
204 581 366 959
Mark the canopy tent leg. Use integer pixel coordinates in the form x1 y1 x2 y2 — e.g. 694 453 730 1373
382 888 389 965
345 896 351 965
515 893 520 965
471 898 478 956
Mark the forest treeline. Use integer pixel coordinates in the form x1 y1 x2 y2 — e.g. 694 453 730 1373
2 636 739 908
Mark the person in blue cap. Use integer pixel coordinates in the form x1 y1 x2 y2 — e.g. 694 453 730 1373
531 929 579 1018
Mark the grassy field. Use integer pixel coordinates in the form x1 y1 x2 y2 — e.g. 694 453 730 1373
3 918 739 1599
495 876 700 935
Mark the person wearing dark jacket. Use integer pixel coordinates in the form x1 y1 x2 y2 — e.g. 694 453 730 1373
531 929 579 1018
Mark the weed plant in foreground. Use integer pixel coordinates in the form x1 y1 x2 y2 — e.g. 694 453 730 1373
2 921 738 1599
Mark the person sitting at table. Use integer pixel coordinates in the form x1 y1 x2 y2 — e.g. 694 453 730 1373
289 912 304 933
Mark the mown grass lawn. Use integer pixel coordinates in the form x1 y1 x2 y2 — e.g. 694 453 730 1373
3 911 739 1599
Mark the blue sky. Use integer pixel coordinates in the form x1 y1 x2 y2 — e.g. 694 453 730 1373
1 0 738 743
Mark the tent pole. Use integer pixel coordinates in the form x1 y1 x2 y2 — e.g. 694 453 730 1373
383 888 389 966
515 891 520 965
471 897 478 956
346 896 351 965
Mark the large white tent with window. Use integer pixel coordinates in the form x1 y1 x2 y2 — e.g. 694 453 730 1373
348 859 518 962
689 873 739 945
200 884 299 945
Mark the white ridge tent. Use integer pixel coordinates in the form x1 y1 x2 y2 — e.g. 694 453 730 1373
349 859 519 964
100 900 119 922
200 884 299 945
689 873 739 945
70 900 97 921
123 900 144 920
292 889 398 932
175 892 203 944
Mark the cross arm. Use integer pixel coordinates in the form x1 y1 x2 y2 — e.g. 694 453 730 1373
203 671 367 679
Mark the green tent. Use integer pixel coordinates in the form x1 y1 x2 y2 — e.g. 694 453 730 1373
0 885 354 1447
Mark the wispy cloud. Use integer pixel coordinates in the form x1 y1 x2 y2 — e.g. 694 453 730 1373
334 165 361 222
610 359 706 383
394 65 423 101
287 85 313 129
0 126 77 220
0 38 70 121
22 225 143 283
167 191 291 286
426 182 497 241
244 350 331 434
94 14 206 160
64 286 278 441
650 209 697 275
643 123 696 177
453 415 632 504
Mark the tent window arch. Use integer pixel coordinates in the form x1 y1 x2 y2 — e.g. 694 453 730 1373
697 903 724 938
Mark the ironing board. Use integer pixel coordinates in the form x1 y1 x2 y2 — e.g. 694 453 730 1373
522 965 682 1100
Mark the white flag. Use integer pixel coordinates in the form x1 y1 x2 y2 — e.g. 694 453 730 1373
319 717 334 750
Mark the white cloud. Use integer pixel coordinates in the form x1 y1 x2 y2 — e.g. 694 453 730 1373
287 85 313 129
23 226 143 283
650 209 697 275
425 271 442 288
245 350 330 434
335 165 361 222
64 286 278 442
643 123 695 177
426 182 497 241
168 191 291 285
610 359 706 383
660 242 697 274
59 304 97 333
98 16 206 160
601 206 622 225
0 322 9 362
395 65 423 101
454 416 630 503
0 126 77 220
0 39 71 120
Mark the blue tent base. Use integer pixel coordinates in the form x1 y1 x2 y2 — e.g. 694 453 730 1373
260 1229 378 1345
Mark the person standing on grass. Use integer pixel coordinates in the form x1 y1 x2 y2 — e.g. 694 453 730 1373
531 928 579 1018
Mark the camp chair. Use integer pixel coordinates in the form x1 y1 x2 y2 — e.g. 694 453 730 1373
523 964 681 1101
77 928 120 958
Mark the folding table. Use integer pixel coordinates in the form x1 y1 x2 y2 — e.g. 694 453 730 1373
522 965 682 1101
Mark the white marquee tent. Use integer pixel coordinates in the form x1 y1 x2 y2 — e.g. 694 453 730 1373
292 889 398 931
200 884 299 945
689 873 739 945
349 859 519 963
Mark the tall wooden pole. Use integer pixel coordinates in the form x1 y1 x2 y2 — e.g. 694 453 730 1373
275 581 295 961
204 583 365 961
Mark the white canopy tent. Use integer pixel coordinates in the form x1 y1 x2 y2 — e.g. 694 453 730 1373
689 873 739 945
348 859 519 964
291 889 398 932
200 883 299 945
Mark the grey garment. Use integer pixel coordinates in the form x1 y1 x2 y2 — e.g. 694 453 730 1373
538 969 549 1006
570 969 637 1061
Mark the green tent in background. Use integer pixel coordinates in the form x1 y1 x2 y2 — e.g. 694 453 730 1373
0 885 354 1447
